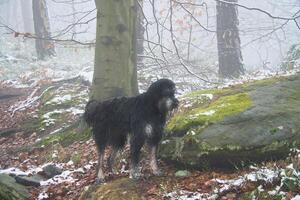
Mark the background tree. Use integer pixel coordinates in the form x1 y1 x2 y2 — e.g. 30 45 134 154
91 0 138 101
21 0 33 33
216 0 244 78
32 0 55 60
136 0 145 69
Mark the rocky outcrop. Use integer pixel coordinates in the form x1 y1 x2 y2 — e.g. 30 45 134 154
0 174 29 200
159 73 300 169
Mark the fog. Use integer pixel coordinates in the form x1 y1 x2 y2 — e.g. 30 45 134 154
0 0 299 81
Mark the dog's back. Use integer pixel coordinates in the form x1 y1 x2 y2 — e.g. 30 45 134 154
84 97 137 129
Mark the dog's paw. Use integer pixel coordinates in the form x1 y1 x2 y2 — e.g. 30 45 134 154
95 178 105 185
108 168 117 175
129 171 142 179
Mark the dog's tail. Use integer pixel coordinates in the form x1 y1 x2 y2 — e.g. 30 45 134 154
84 100 98 126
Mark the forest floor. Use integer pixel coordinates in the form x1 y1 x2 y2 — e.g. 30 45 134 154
0 80 300 200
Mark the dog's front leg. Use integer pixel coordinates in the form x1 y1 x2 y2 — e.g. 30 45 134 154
129 136 144 179
150 144 163 176
96 151 105 183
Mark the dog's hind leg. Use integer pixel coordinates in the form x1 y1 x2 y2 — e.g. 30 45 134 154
95 150 105 183
107 148 118 174
93 126 108 184
108 134 126 174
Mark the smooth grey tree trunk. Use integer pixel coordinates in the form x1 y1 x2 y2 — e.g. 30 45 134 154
136 0 145 69
216 0 244 78
32 0 55 60
91 0 138 101
21 0 34 33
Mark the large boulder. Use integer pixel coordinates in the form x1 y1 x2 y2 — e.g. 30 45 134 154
159 73 300 169
0 174 29 200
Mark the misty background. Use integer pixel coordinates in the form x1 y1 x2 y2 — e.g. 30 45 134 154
0 0 299 89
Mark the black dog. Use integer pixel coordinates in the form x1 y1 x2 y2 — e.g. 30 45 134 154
84 79 178 182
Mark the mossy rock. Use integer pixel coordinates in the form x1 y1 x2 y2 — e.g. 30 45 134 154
160 73 300 169
0 174 29 200
79 178 141 200
36 122 91 147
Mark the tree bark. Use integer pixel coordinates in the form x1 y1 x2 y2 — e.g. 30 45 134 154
21 0 34 33
91 0 138 101
136 0 145 68
32 0 55 60
216 0 244 78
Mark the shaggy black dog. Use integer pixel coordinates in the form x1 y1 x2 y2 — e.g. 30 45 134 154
84 79 178 183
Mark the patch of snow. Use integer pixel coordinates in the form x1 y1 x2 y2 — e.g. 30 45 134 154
75 168 85 173
83 164 93 170
79 66 93 83
187 130 196 136
0 167 29 176
43 110 64 119
161 139 170 144
52 153 58 159
200 110 216 116
46 94 72 105
278 126 284 130
164 190 203 200
291 195 300 200
37 191 49 200
201 93 213 100
67 160 74 166
66 107 84 115
212 167 280 195
245 168 279 183
268 190 277 195
40 170 76 186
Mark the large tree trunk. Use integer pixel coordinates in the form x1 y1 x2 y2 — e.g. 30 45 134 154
21 0 34 33
32 0 55 60
91 0 138 101
216 0 244 78
136 0 145 69
0 0 9 26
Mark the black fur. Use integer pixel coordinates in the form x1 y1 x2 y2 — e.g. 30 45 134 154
84 79 178 182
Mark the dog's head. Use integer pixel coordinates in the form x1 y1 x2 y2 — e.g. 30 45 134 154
147 79 179 113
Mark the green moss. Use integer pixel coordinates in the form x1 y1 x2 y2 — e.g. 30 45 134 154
71 152 82 165
242 77 281 88
37 126 91 147
184 88 231 98
167 92 252 134
79 178 141 200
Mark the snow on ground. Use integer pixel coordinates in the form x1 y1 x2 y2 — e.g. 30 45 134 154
164 149 300 199
164 190 204 200
0 161 89 186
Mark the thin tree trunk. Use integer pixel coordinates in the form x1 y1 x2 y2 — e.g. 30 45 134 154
32 0 55 60
21 0 34 33
71 0 76 38
216 0 244 78
91 0 138 101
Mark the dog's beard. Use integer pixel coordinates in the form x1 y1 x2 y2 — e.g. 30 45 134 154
158 97 178 118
